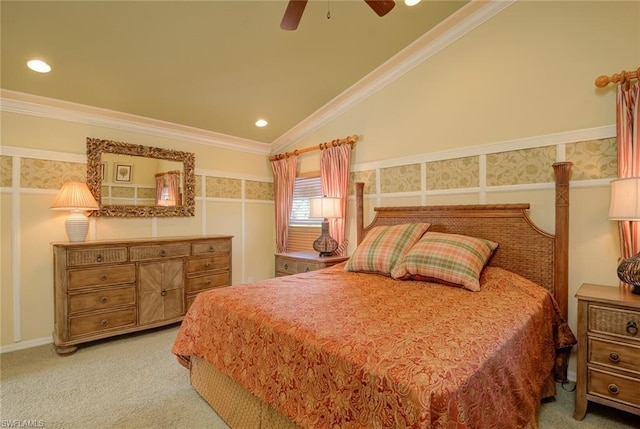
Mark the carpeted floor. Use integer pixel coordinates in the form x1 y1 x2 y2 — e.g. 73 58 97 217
1 325 638 428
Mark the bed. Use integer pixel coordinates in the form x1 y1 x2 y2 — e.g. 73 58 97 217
172 163 577 429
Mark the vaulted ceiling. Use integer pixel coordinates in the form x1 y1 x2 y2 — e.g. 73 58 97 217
1 0 469 150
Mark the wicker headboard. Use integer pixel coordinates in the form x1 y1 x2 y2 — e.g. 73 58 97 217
354 162 572 321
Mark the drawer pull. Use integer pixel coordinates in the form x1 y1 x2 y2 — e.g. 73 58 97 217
161 289 167 297
609 352 620 363
284 263 289 270
305 267 310 272
100 296 108 304
209 245 215 252
99 274 107 281
100 319 108 327
205 262 212 268
626 321 638 336
96 255 103 263
607 384 620 395
160 250 167 257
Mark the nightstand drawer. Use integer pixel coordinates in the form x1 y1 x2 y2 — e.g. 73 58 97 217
589 305 640 342
297 262 321 273
276 259 298 275
588 368 640 408
589 337 640 375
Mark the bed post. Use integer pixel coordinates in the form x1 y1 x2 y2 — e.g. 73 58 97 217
553 161 572 383
356 182 364 245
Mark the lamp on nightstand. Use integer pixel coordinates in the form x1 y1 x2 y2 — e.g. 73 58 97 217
50 181 99 242
609 176 640 294
309 197 341 257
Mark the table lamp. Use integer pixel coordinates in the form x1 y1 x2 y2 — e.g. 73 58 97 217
608 177 640 294
50 181 100 242
310 197 341 257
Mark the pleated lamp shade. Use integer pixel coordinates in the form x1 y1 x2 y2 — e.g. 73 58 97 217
51 181 99 242
608 177 640 294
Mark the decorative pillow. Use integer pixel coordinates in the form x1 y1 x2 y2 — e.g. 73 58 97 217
344 223 431 275
390 232 499 291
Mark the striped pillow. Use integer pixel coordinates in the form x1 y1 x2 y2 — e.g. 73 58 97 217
390 232 498 291
345 223 431 275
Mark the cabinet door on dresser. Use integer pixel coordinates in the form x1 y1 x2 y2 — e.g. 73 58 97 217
131 243 189 325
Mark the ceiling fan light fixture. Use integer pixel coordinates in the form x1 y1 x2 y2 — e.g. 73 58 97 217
255 119 268 127
27 59 51 73
404 0 421 6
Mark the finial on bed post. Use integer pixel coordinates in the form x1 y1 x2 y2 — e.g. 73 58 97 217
553 161 572 383
355 182 364 245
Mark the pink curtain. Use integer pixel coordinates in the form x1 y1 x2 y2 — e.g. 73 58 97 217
270 156 298 253
320 145 351 256
616 78 640 260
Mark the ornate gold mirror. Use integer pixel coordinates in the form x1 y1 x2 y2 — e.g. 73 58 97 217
86 137 195 217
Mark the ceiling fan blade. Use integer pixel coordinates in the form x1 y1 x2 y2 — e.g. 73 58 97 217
280 0 308 31
364 0 396 17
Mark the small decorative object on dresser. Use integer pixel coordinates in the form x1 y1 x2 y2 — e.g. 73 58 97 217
274 251 348 277
52 235 232 355
309 197 341 257
609 177 640 294
574 283 640 420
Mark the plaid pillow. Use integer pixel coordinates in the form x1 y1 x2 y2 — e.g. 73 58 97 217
345 223 430 275
390 232 498 291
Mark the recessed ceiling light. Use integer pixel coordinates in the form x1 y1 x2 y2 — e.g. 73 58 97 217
405 0 421 6
27 59 51 73
255 119 268 127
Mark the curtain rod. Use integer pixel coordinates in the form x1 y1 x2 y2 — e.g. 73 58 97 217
595 67 640 87
269 135 359 161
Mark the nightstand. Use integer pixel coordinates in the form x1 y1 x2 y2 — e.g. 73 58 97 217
574 283 640 420
274 251 349 277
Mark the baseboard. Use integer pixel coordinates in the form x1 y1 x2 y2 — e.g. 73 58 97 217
0 336 52 354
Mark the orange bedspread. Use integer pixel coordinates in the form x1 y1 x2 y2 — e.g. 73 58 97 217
172 265 576 429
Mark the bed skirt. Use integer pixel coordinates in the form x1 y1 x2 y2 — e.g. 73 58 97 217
191 355 301 429
189 355 543 429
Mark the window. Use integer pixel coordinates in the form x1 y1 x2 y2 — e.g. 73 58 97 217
288 175 322 251
290 176 323 226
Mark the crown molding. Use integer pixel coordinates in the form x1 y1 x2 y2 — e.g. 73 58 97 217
0 89 271 156
270 0 516 153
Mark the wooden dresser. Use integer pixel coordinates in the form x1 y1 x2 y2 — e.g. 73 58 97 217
574 283 640 419
52 235 232 355
275 251 349 277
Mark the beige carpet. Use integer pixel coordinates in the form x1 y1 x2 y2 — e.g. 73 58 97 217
1 325 638 428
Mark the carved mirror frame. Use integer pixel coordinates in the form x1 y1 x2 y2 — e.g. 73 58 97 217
86 137 196 217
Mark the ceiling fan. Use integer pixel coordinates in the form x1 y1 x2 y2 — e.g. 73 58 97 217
280 0 396 31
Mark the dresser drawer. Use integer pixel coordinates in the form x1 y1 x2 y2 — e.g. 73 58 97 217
68 286 136 314
69 308 137 338
68 264 136 290
589 305 640 342
589 337 640 376
588 368 640 408
186 272 230 293
67 247 128 266
130 243 190 261
192 240 231 255
186 254 229 273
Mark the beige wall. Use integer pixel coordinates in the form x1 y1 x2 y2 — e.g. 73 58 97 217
1 0 639 381
0 111 275 350
285 0 640 378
